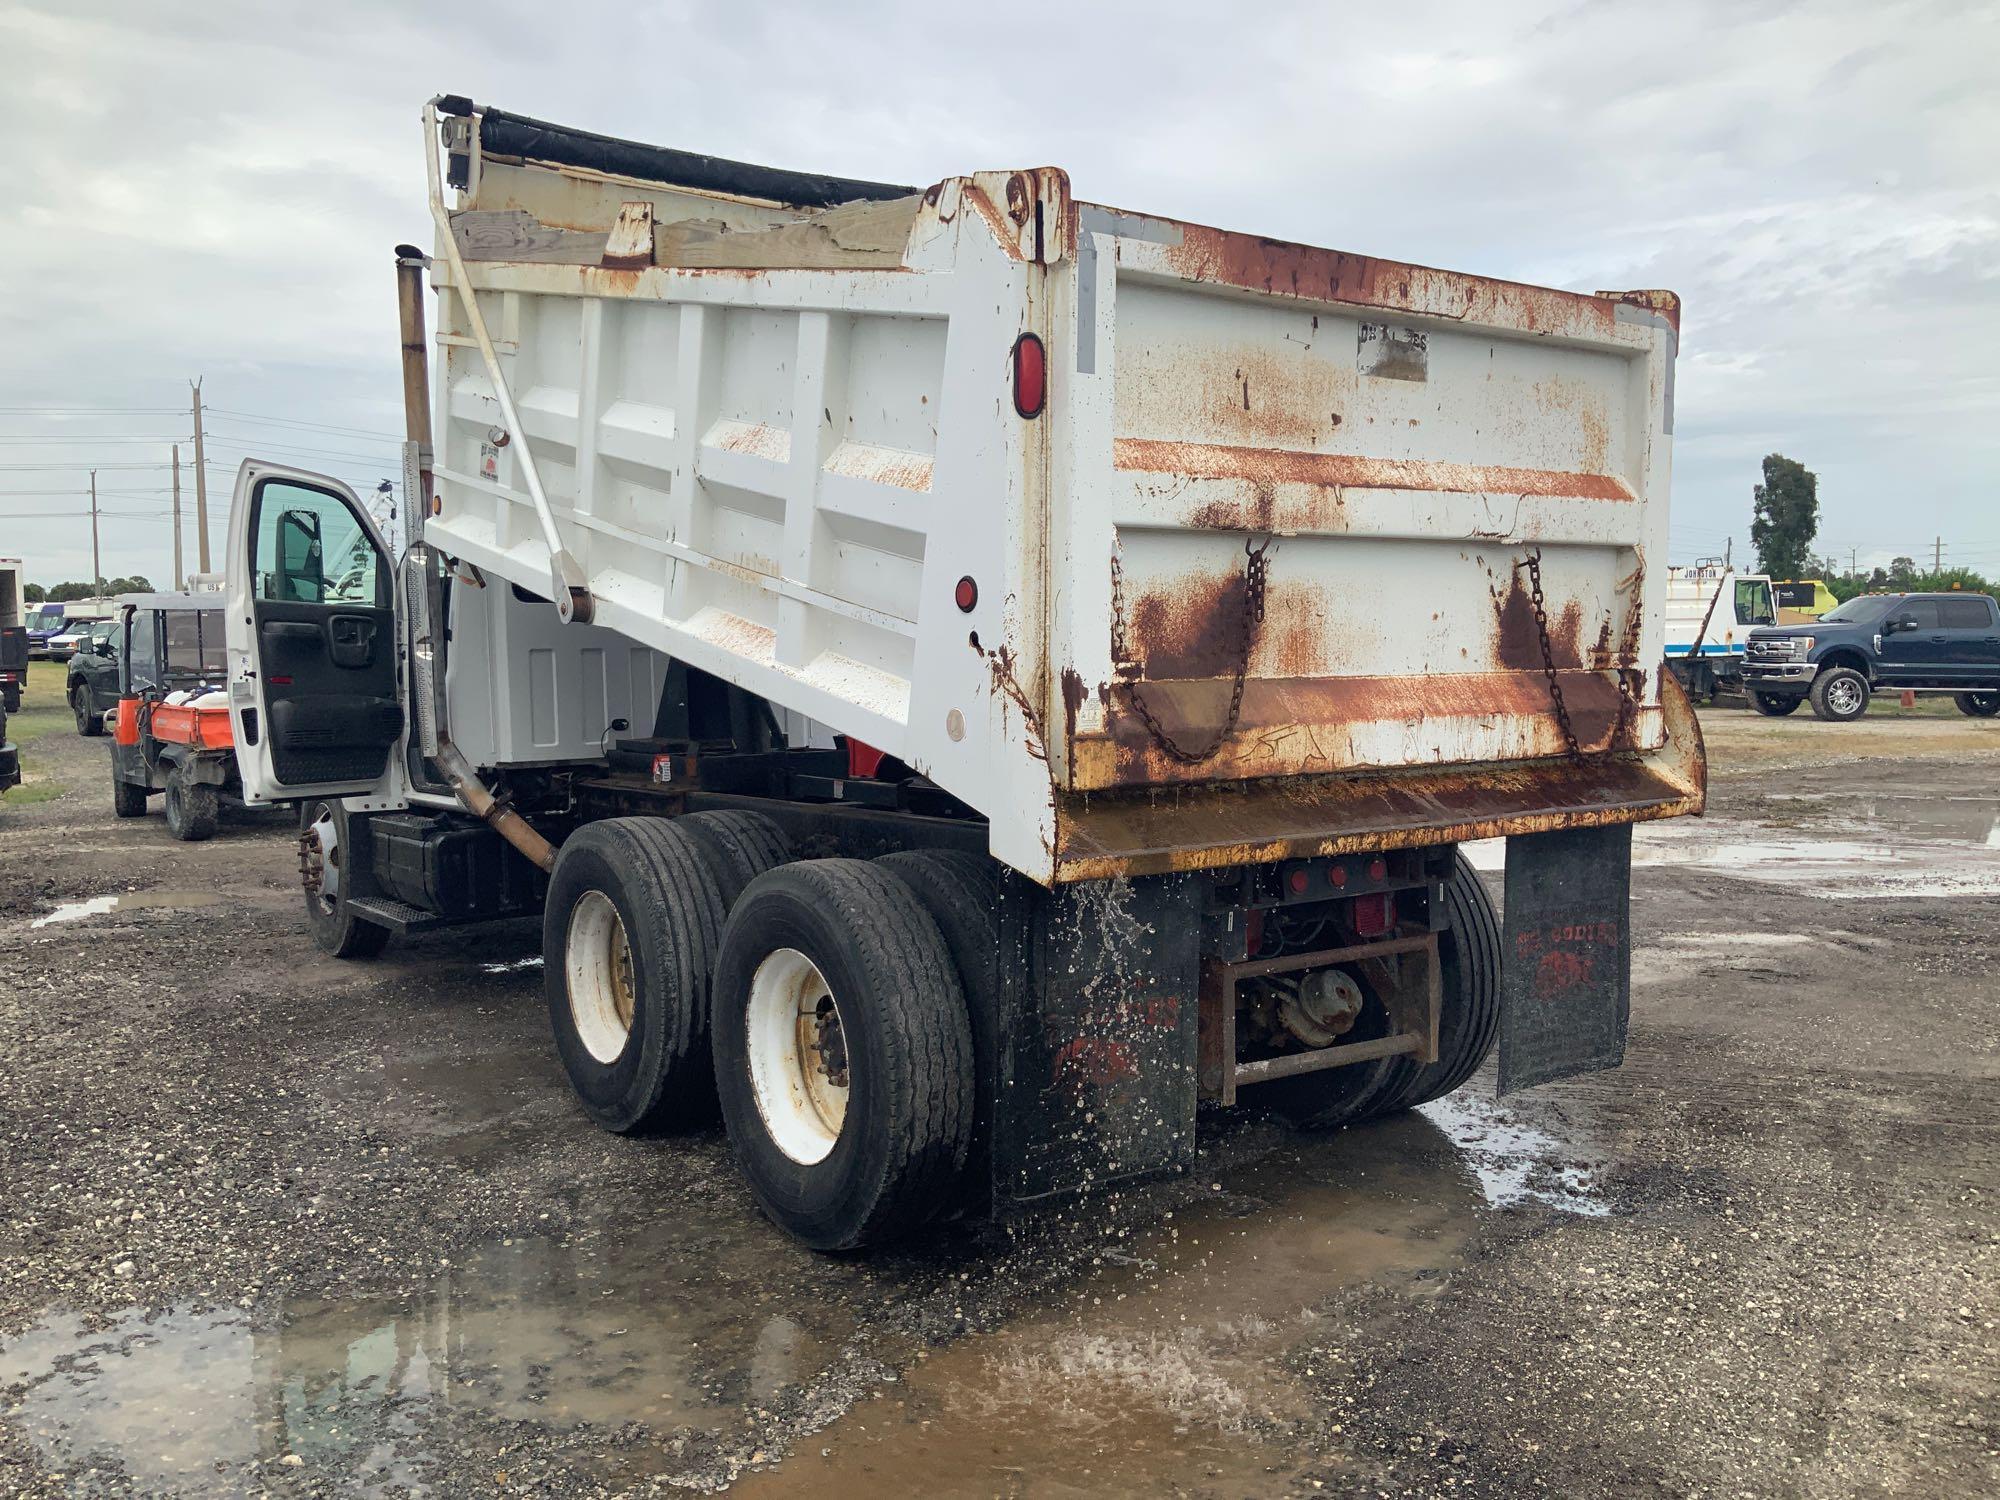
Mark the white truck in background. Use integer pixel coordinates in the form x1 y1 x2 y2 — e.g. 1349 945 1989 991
221 95 1705 1250
1663 564 1776 699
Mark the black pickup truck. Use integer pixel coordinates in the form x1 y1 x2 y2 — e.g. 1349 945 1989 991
1742 591 2000 722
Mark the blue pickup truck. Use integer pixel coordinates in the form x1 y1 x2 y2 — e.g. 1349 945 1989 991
1741 591 2000 722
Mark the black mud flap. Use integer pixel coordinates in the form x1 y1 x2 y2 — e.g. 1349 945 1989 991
1498 824 1633 1095
990 874 1204 1210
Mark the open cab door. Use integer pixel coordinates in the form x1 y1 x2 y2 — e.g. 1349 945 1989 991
224 461 402 805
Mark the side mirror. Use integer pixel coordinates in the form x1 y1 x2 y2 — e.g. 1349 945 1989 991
1891 615 1919 634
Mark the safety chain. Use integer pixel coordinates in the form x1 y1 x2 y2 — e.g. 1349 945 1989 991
1516 549 1583 762
1111 535 1272 764
1611 553 1646 745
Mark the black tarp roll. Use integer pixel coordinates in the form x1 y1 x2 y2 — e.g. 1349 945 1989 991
449 102 915 208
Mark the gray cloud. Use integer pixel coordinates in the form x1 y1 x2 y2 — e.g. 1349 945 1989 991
2 0 1993 584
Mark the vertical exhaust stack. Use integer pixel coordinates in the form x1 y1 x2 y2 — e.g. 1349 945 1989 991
394 246 558 875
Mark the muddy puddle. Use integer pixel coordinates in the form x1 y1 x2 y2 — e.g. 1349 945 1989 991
1 1219 859 1493
734 1091 1613 1496
1 1084 1609 1493
28 890 224 927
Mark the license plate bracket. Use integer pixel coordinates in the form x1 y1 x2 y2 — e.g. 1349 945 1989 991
1498 824 1633 1095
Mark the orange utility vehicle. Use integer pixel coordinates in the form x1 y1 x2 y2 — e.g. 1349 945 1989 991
109 592 242 840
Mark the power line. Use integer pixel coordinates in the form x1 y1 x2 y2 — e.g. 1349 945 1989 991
206 406 402 441
0 462 182 471
0 435 193 444
203 432 400 465
0 406 186 416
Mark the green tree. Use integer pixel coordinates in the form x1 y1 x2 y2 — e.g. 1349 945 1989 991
23 582 44 602
1888 556 1916 587
1750 454 1819 578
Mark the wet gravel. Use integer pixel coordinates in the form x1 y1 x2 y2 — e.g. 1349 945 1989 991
2 712 1997 1496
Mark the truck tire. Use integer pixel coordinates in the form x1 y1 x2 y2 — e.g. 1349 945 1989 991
111 767 148 818
874 848 1003 1209
1373 853 1502 1114
73 684 103 736
1809 666 1870 722
1954 691 2000 718
1748 690 1802 717
677 810 792 905
300 800 390 958
544 818 726 1134
163 763 219 842
711 859 974 1250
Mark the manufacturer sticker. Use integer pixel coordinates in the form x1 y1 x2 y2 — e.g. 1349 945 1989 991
1358 323 1429 382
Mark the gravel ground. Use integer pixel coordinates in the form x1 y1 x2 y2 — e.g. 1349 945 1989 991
1 702 1996 1497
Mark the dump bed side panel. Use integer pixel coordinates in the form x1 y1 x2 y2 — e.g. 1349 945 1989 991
1052 209 1680 796
421 157 1067 877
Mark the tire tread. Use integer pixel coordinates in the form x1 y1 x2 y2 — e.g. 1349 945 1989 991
716 858 973 1248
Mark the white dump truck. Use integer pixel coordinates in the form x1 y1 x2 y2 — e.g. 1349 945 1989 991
221 96 1705 1249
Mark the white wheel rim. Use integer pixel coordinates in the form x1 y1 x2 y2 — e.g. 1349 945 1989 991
745 947 848 1165
566 891 636 1064
1829 679 1861 714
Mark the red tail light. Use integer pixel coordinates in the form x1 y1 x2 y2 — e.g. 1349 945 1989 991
1012 333 1046 418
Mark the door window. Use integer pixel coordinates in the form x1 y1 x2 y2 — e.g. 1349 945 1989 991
1937 598 1993 630
1897 600 1941 630
252 481 382 606
125 613 159 690
1733 580 1775 626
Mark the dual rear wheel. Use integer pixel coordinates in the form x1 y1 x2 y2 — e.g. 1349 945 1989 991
544 820 1499 1249
543 814 979 1250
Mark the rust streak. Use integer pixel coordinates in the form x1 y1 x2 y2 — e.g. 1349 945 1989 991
1084 668 1635 791
1114 439 1634 501
1156 222 1625 338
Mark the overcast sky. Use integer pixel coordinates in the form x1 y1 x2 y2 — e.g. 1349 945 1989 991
2 0 1994 589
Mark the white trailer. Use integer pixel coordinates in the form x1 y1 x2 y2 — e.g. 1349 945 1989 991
222 97 1704 1249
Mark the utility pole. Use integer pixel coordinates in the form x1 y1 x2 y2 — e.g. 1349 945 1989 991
1850 547 1857 577
171 443 184 588
190 378 210 573
1933 536 1944 573
89 470 103 596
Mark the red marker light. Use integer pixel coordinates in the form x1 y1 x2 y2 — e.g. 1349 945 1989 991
1368 857 1388 881
1287 869 1309 895
1012 333 1046 418
1328 865 1347 888
1353 892 1393 936
955 576 978 612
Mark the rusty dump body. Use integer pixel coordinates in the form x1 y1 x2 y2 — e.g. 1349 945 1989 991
1040 202 1703 878
417 103 1703 886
